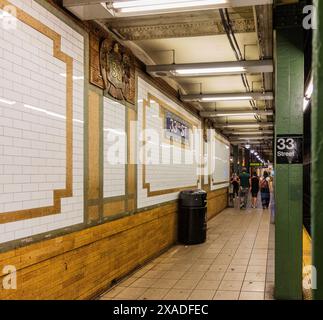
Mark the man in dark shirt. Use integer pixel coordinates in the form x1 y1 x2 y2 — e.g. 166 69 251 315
239 168 250 210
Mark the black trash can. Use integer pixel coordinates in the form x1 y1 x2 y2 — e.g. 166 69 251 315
178 189 207 245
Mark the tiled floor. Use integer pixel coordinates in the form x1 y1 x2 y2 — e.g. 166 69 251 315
99 202 275 301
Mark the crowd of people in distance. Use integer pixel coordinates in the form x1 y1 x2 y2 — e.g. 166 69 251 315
230 168 272 210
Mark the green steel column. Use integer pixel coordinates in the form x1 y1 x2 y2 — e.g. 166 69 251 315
233 145 239 174
274 27 304 299
312 0 323 300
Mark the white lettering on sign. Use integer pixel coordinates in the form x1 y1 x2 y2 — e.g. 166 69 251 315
277 138 296 151
277 151 296 157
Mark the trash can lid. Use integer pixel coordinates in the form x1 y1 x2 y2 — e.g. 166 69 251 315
179 189 207 198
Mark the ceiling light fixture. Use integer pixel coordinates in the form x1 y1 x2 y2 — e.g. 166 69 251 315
147 60 273 78
112 0 227 11
175 66 246 76
181 92 274 103
200 110 273 117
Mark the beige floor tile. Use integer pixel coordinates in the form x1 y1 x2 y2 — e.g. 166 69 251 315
152 263 174 271
239 291 265 300
266 273 275 282
247 265 267 273
188 289 216 300
223 272 246 281
250 253 268 260
173 279 200 290
231 258 249 266
161 271 185 280
142 270 167 279
115 287 147 299
100 286 127 299
163 289 192 300
242 281 265 292
218 280 243 291
195 258 214 265
151 279 177 289
130 278 156 288
188 264 210 272
213 291 240 300
120 276 139 287
227 265 248 273
196 280 221 290
244 273 266 282
248 259 267 266
181 271 205 281
171 264 192 272
202 271 225 281
139 288 169 300
209 264 228 272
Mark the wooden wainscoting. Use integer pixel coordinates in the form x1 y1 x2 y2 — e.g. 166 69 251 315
0 203 177 300
207 188 228 221
0 187 227 300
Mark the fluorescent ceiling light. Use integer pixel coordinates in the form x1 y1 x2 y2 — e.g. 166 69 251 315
226 131 273 135
175 66 246 76
147 60 273 77
202 96 253 102
111 0 228 12
181 92 273 103
201 110 273 117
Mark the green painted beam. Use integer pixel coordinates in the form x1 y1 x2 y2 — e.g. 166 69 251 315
312 0 323 300
274 27 304 300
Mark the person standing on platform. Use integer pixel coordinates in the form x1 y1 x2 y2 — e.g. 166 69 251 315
239 168 250 210
230 173 240 199
250 171 260 208
260 171 271 209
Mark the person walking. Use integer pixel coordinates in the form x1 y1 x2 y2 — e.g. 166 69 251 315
260 171 271 209
230 173 240 199
239 168 250 210
250 172 260 208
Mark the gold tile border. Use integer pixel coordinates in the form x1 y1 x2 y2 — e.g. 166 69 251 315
0 0 74 224
142 93 199 197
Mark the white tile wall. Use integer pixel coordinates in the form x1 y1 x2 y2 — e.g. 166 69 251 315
103 97 126 198
211 133 230 191
137 77 202 209
0 0 84 244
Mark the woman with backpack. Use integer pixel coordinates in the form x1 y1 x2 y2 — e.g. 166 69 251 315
260 171 271 209
251 172 260 208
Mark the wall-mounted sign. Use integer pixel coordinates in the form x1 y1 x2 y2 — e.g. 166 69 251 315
165 111 190 145
250 163 268 168
276 134 303 164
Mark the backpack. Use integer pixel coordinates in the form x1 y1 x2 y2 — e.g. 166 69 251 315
261 178 269 189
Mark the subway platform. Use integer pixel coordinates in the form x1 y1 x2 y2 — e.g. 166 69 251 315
99 205 275 300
